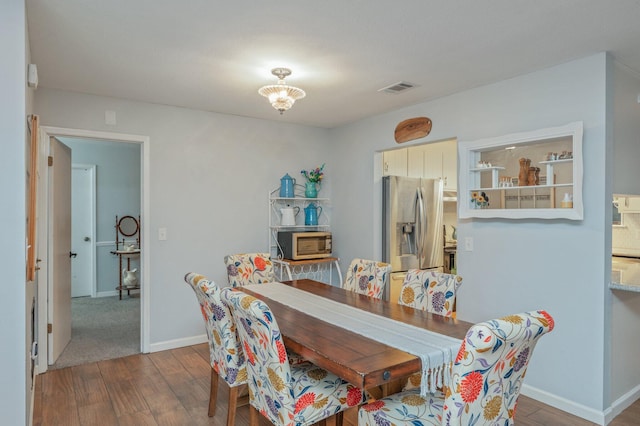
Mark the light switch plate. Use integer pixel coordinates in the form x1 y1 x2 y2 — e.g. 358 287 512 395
464 237 474 251
158 227 167 241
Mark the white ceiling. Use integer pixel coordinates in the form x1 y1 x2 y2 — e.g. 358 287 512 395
26 0 640 128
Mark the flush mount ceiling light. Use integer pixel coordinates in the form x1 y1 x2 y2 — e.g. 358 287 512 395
258 68 306 114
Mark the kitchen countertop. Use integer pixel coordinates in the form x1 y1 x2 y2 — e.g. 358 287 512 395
610 256 640 292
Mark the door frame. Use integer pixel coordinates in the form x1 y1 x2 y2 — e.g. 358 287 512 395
36 126 151 374
71 163 97 298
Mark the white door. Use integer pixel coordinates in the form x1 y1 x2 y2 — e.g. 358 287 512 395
48 138 72 364
36 127 50 374
71 165 95 298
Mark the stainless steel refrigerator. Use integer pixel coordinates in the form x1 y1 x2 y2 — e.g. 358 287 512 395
382 176 444 300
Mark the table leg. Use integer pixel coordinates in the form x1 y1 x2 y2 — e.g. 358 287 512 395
118 254 123 300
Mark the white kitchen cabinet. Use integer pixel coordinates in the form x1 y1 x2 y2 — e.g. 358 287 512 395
441 139 457 191
614 195 640 213
382 148 408 176
406 145 424 178
406 139 457 190
458 121 583 220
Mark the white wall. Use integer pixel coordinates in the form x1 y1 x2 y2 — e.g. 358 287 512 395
0 1 27 424
61 138 141 294
610 63 640 407
34 89 333 348
329 54 612 421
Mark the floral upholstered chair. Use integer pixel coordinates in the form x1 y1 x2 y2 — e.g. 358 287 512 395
358 310 554 426
224 252 275 287
183 273 248 426
342 258 392 299
399 269 463 390
220 287 366 426
399 269 463 317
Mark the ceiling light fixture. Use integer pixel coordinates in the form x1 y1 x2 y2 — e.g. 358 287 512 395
258 68 306 114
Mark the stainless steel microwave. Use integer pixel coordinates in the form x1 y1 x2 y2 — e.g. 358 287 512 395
277 231 332 260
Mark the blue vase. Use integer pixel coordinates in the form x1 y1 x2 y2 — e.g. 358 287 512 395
304 181 318 198
279 173 296 198
304 203 323 225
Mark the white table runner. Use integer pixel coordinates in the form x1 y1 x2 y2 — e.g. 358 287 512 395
245 282 462 395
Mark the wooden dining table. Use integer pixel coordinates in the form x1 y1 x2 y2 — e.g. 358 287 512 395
239 278 473 391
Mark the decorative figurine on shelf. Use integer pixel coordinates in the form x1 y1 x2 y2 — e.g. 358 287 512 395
123 268 138 288
124 243 136 252
526 166 541 186
561 193 574 208
519 158 531 186
301 163 325 198
471 191 490 209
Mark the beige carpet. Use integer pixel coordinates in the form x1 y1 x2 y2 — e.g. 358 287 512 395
50 294 140 369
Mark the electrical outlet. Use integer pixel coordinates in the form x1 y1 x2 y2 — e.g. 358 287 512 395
158 227 167 241
464 237 474 251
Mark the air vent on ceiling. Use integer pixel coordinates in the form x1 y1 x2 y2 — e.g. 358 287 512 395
378 81 417 94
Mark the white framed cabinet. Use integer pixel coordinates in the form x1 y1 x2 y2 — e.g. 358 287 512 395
407 139 457 191
458 122 583 220
382 148 408 176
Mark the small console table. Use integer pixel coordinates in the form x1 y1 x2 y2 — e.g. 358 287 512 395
110 249 141 300
111 215 141 300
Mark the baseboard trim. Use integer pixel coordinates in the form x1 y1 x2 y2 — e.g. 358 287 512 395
95 290 119 298
521 384 606 425
148 334 208 353
606 384 640 424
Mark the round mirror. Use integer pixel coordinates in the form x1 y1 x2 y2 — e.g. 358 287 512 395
118 215 139 237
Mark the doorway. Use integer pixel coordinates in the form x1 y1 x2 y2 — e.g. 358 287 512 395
379 139 460 302
36 126 150 374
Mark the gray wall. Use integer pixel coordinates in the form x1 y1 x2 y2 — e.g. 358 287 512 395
31 53 640 423
34 89 333 347
610 63 640 405
1 1 28 424
61 138 141 294
329 53 614 420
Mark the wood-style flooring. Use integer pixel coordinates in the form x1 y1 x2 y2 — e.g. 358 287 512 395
33 343 640 425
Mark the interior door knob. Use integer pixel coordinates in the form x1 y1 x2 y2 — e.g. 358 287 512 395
84 236 91 242
70 252 78 258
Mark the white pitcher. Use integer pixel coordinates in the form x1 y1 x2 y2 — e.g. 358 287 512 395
280 206 300 226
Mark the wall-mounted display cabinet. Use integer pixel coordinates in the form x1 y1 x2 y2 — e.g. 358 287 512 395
458 122 583 220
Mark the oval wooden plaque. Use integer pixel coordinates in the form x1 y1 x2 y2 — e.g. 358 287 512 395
394 117 432 144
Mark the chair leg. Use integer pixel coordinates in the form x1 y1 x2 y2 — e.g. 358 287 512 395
324 411 343 426
208 368 219 417
227 384 248 426
249 405 260 426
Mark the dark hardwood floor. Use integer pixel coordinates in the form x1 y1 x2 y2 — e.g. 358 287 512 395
33 343 640 425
